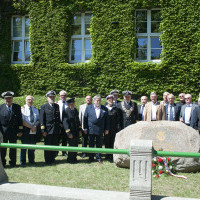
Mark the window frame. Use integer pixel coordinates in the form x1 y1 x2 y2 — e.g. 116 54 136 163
69 12 92 63
135 9 161 63
11 15 30 64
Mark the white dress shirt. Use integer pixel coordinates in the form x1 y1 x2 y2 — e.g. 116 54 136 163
57 100 68 121
21 104 40 134
151 103 157 120
94 105 101 119
185 104 192 124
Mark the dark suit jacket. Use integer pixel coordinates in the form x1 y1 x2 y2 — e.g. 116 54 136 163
0 103 23 138
164 103 181 121
63 107 81 136
190 106 200 130
179 103 197 124
117 101 138 128
40 103 60 134
138 104 145 121
83 104 109 135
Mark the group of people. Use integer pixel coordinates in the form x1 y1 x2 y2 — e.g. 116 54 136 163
0 90 199 167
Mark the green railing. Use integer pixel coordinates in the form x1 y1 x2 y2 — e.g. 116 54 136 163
0 143 200 158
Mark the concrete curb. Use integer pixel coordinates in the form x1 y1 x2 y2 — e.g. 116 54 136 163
0 183 199 200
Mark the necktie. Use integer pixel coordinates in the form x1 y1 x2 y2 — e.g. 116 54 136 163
62 102 65 121
30 107 34 123
170 105 173 121
8 107 12 119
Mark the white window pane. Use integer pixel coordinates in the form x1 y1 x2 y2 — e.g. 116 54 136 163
136 11 147 21
137 38 147 48
151 10 161 21
71 50 82 61
136 49 147 60
25 41 30 61
136 22 147 33
151 49 161 60
151 37 161 48
14 41 23 52
13 17 22 27
72 40 82 50
72 15 81 25
72 25 81 35
85 39 91 50
13 27 22 37
85 50 92 60
25 17 30 37
13 52 22 61
85 13 92 24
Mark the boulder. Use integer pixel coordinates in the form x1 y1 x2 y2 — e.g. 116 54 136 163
113 121 200 172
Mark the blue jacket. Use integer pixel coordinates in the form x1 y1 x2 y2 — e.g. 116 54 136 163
83 104 109 135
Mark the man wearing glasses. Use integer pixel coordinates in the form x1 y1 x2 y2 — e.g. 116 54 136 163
177 93 186 107
179 94 197 126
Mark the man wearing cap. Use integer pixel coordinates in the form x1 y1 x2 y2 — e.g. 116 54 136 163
104 95 121 160
63 98 82 163
83 95 109 163
79 95 92 158
0 91 23 167
138 96 148 121
57 90 68 156
20 95 40 165
117 91 138 128
40 91 61 165
105 90 121 106
143 92 165 122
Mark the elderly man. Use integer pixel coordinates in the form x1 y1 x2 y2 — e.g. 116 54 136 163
117 91 138 128
20 96 40 165
0 91 23 167
191 97 200 132
40 91 61 165
180 94 197 126
57 90 68 156
83 95 109 163
144 92 165 122
160 92 169 106
177 93 186 107
164 94 181 121
138 96 148 121
79 95 92 158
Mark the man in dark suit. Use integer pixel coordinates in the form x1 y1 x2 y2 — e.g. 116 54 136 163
40 91 61 165
164 94 181 121
138 96 148 121
0 91 23 167
83 95 109 163
63 98 82 163
190 97 200 132
117 91 138 128
179 94 197 126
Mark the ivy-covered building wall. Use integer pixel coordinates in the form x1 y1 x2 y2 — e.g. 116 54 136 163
0 0 200 99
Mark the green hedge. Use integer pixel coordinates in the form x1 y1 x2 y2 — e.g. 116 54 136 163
0 0 199 101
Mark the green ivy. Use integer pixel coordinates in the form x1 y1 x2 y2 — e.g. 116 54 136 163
0 0 199 101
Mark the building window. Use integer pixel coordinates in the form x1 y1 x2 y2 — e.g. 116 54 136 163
70 13 92 63
11 16 30 63
135 9 161 62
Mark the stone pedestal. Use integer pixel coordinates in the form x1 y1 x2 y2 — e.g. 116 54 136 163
129 140 152 200
0 131 8 183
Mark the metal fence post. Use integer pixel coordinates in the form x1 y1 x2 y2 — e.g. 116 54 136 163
129 140 152 200
0 132 8 183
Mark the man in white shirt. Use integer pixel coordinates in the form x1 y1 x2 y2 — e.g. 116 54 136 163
21 95 40 165
79 96 92 158
144 92 165 122
57 90 68 156
180 94 197 126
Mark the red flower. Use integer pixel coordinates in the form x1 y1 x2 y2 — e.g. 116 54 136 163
159 170 163 174
152 164 155 168
158 158 162 162
156 175 160 178
167 158 170 161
